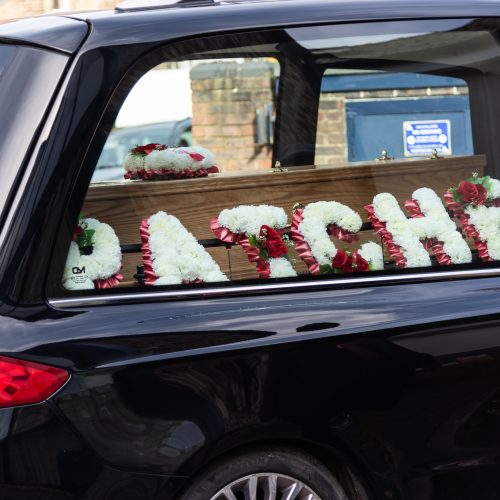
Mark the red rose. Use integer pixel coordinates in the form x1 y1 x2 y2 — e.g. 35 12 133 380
352 253 369 272
474 184 487 205
458 181 487 205
259 225 288 258
342 255 354 273
72 225 83 241
134 143 165 155
332 249 348 268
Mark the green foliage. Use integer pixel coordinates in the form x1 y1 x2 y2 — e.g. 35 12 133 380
76 228 95 250
247 234 258 247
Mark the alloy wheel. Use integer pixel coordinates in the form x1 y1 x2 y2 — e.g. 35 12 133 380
210 472 321 500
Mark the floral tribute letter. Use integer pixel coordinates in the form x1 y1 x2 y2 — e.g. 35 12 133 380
141 211 228 285
365 193 431 268
405 188 472 265
445 175 500 261
291 201 384 274
63 217 123 290
211 205 297 278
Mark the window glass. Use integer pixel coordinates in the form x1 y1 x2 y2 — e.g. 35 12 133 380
316 70 472 164
60 21 500 294
91 57 278 183
0 45 68 227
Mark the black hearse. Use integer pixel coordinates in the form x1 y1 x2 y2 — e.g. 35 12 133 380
2 1 500 498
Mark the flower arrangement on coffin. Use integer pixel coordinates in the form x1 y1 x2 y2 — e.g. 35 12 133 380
124 143 219 180
141 211 228 285
365 193 432 269
445 173 500 261
63 217 123 290
291 201 384 273
404 188 472 265
327 248 369 273
211 205 297 278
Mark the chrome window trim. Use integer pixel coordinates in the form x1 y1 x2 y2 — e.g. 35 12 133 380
49 266 500 308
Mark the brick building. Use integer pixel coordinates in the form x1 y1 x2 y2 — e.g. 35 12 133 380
0 0 116 21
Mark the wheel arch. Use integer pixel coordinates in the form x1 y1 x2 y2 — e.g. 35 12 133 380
172 435 376 500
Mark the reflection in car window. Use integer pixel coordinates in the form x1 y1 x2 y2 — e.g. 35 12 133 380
0 45 68 228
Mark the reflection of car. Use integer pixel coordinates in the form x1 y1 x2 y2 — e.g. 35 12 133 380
92 118 192 182
4 2 500 500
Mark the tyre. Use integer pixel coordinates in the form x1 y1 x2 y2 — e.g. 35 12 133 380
177 447 350 500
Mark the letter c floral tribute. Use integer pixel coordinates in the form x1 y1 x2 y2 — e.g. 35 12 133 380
291 201 384 273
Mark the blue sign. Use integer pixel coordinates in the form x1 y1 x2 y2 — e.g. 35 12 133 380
403 119 451 157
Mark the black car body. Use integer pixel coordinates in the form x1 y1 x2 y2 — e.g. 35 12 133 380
2 1 500 499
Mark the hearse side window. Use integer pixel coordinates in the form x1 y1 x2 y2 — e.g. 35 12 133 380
57 20 500 295
315 70 472 164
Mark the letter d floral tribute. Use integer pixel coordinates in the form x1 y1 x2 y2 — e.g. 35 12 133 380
63 218 123 290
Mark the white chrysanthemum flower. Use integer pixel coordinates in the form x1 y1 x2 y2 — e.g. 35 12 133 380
488 178 500 200
466 205 500 260
268 257 297 278
217 205 288 235
171 149 194 171
373 192 431 268
123 152 144 173
145 149 172 171
358 242 384 270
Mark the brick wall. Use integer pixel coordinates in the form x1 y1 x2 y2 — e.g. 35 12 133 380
190 60 278 172
0 0 116 21
315 94 347 166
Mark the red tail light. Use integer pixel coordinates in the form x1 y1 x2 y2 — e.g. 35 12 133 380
0 356 69 408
